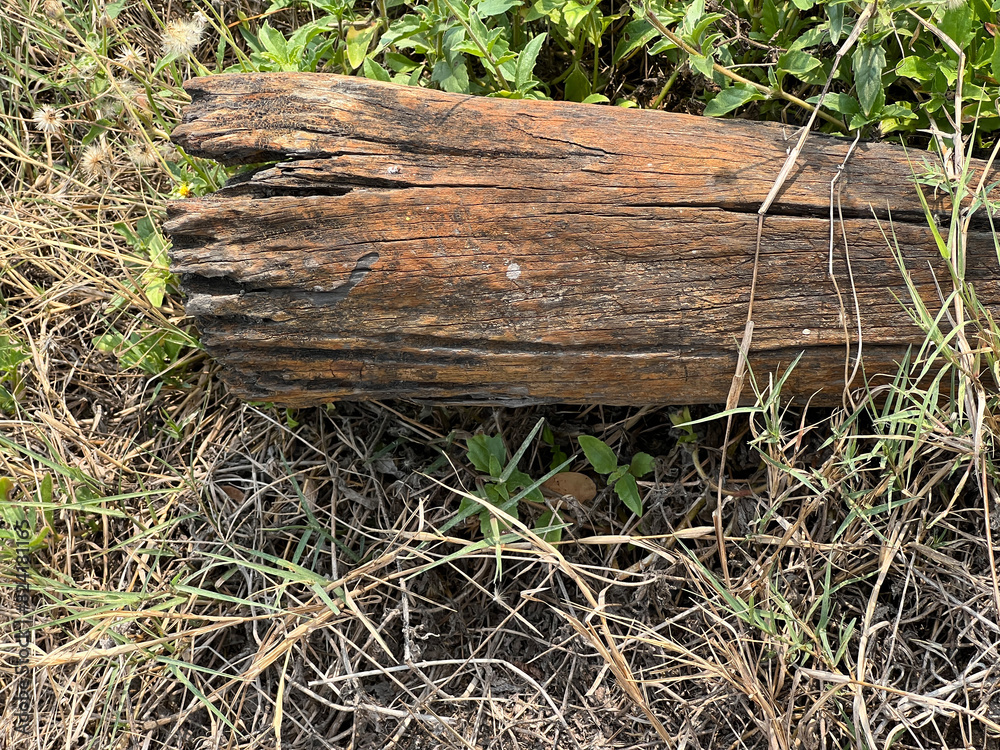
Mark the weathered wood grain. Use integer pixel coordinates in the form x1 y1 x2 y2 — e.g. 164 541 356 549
165 73 1000 406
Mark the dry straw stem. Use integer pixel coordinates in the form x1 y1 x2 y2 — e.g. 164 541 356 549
708 1 875 589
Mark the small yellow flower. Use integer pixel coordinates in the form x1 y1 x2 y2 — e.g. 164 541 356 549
33 106 64 135
176 182 192 198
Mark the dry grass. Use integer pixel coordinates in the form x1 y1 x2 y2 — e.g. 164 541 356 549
1 1 999 749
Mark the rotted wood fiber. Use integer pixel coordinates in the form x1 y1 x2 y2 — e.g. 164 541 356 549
164 72 1000 406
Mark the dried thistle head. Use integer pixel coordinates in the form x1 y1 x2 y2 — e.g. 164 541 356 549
161 13 207 58
80 138 114 179
127 141 158 169
97 7 117 30
33 106 64 135
43 0 65 20
115 46 146 71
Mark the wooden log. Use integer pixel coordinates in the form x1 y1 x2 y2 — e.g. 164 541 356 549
164 72 999 407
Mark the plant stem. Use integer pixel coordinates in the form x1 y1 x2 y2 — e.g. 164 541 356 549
644 10 847 132
439 0 510 91
651 64 681 109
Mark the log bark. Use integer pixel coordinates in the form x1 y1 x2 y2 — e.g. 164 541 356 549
165 72 999 407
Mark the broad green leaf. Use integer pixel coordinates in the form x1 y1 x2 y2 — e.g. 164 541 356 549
104 0 127 18
81 123 108 147
578 435 618 474
582 93 609 104
515 33 546 91
880 103 917 120
778 49 822 78
453 21 493 57
481 482 518 537
808 92 859 116
788 27 826 52
488 454 503 480
0 386 16 415
456 494 485 528
760 0 780 39
703 84 764 116
848 111 876 131
563 0 601 34
442 25 466 66
648 37 678 55
114 221 140 248
564 65 590 102
508 469 543 503
467 434 506 474
535 510 565 543
432 56 470 93
0 335 29 374
689 13 724 45
492 481 510 504
479 0 521 16
613 19 656 64
362 58 391 82
682 0 706 36
791 0 814 9
629 452 655 478
258 23 288 60
896 56 935 83
614 474 643 516
828 0 844 44
526 0 564 22
347 24 378 70
385 51 419 72
143 274 166 308
608 466 628 484
939 2 974 49
853 43 885 117
689 52 715 78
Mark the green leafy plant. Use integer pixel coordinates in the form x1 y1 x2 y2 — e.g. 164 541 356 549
541 424 569 469
93 327 195 380
113 216 174 310
577 435 654 516
463 425 545 540
0 475 57 552
236 17 344 73
450 418 573 544
0 329 29 414
631 0 1000 144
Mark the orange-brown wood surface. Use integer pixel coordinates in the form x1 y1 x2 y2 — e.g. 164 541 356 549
165 72 1000 406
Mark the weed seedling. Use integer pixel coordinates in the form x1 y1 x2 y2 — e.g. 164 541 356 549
577 435 654 517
